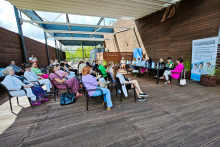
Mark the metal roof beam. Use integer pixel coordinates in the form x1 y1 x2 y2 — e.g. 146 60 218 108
66 14 72 37
50 37 105 41
44 29 115 35
20 19 131 29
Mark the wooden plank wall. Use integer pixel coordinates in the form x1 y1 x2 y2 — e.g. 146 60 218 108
96 52 133 64
0 27 23 68
0 27 65 68
135 0 220 62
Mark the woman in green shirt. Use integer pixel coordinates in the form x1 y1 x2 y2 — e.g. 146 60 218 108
31 63 49 79
98 60 108 79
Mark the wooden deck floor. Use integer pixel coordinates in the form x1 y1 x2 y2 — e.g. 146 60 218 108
0 72 220 147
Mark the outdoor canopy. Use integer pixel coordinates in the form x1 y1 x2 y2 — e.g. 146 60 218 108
6 0 181 20
6 0 181 46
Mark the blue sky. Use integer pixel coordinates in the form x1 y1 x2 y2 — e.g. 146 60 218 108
0 0 117 47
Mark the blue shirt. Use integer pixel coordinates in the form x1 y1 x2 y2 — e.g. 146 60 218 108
10 64 21 73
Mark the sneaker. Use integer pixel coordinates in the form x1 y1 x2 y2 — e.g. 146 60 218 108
138 97 146 101
139 93 148 97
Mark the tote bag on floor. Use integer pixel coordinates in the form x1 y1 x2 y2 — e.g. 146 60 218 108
60 93 75 105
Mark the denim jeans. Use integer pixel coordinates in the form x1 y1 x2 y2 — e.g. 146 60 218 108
92 87 113 108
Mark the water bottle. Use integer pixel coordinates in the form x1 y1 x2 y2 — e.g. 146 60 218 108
152 62 155 68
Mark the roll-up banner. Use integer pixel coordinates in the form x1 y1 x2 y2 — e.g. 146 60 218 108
191 37 218 81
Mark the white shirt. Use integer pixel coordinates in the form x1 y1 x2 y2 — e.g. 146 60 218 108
121 60 126 64
116 73 128 97
29 57 37 62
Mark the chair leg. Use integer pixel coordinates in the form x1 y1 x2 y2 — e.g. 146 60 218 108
111 83 113 93
116 88 118 98
28 97 34 109
134 88 137 103
120 93 122 103
86 95 89 112
9 97 13 113
16 97 19 105
104 102 107 110
54 90 56 102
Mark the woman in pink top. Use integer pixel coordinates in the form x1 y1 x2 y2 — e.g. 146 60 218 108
171 58 184 79
48 65 82 97
54 64 76 79
165 58 184 84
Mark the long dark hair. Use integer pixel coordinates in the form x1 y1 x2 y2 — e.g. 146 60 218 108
113 65 120 80
49 65 55 74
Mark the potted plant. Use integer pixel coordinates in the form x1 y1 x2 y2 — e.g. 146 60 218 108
200 59 220 87
132 70 139 77
182 53 191 79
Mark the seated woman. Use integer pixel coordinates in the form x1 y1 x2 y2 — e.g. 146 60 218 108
129 58 136 70
24 64 52 93
78 60 87 77
113 65 148 101
48 65 82 97
82 66 113 110
98 60 108 79
154 58 165 78
120 57 126 70
160 57 174 82
60 62 75 77
55 64 78 80
146 56 152 67
31 62 49 79
140 57 147 74
106 62 115 82
2 66 48 106
164 58 184 85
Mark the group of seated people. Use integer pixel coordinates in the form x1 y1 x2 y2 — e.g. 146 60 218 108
128 56 184 84
1 58 81 106
80 58 149 110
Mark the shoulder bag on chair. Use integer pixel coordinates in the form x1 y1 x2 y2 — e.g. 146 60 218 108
180 69 186 86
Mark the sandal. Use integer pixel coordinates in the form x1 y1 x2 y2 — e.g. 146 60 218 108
159 77 164 80
32 102 41 105
42 98 49 102
76 93 83 97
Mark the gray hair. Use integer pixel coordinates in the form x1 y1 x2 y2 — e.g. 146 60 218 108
2 66 13 75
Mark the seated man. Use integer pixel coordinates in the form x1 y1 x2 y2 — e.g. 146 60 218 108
53 59 59 65
31 62 49 79
64 59 75 69
50 60 54 66
86 58 92 67
10 61 24 76
64 59 77 75
24 64 52 93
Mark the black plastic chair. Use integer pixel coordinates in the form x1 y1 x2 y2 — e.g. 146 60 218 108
115 77 137 103
170 68 185 86
0 83 34 113
82 82 106 112
107 73 114 92
48 78 72 102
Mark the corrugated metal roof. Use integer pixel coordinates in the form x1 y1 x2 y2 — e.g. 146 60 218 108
7 0 181 20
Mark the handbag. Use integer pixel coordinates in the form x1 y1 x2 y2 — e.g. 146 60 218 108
60 93 75 105
180 69 186 86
